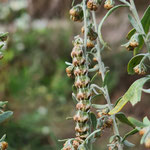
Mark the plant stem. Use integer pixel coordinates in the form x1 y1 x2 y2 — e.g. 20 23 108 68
83 0 88 64
83 1 92 150
129 0 150 53
92 11 123 150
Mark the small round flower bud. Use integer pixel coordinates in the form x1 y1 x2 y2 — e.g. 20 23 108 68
74 66 87 76
104 0 115 10
134 64 146 75
75 122 90 133
69 9 77 16
126 45 134 51
73 110 89 122
1 142 8 150
93 57 97 62
126 33 139 51
87 39 95 49
76 100 90 111
71 45 83 58
105 117 113 128
74 76 90 88
97 112 103 118
81 26 85 34
139 128 147 136
72 140 79 149
87 0 99 11
145 138 150 149
129 41 139 48
69 6 83 22
77 88 92 100
66 66 74 78
72 57 85 66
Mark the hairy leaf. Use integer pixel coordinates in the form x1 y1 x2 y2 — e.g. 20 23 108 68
127 6 150 39
0 111 13 124
109 76 150 115
127 54 145 74
128 117 146 128
103 70 110 87
123 140 135 147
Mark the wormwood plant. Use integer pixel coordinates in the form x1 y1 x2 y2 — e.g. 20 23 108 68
61 0 150 149
0 32 13 150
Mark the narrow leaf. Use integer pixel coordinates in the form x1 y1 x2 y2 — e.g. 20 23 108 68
123 140 135 147
142 88 150 94
90 112 97 130
127 6 150 40
109 77 150 115
128 117 146 128
0 111 13 124
103 70 110 87
133 35 144 55
0 134 6 142
92 104 109 109
116 112 135 128
123 128 138 141
128 14 141 33
141 5 150 34
127 54 145 74
127 29 136 40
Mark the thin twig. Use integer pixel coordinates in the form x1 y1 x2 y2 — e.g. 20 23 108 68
92 11 123 150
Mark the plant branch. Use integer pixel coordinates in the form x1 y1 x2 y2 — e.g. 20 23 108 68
92 11 123 150
129 0 150 53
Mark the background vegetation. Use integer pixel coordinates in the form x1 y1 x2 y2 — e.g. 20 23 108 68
0 0 149 149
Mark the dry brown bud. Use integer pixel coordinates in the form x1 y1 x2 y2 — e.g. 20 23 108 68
81 26 85 34
129 41 139 48
87 40 95 49
139 128 147 136
145 138 150 149
1 142 8 150
93 57 97 62
87 0 98 11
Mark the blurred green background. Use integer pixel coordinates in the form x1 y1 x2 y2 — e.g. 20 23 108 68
0 0 149 150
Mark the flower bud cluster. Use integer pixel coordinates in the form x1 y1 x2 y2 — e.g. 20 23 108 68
133 64 146 75
87 0 102 11
97 108 113 130
69 6 83 22
64 35 92 149
71 37 91 141
126 33 139 51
